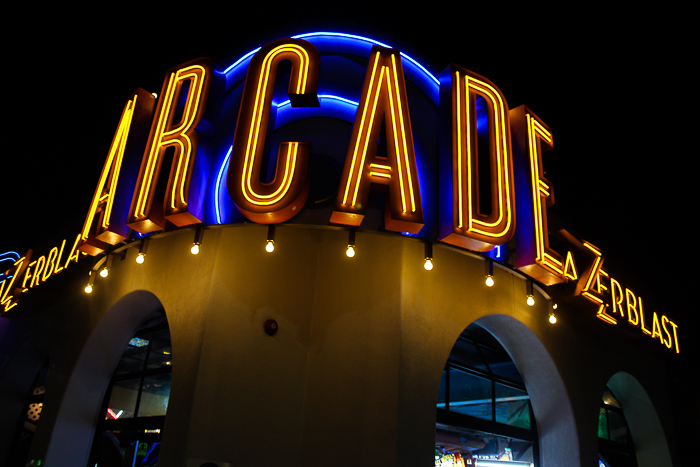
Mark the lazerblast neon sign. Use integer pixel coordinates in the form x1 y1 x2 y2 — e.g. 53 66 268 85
0 34 679 353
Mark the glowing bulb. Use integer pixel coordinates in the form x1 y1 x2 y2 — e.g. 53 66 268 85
136 253 145 264
549 313 557 324
424 258 433 271
485 275 494 287
191 244 200 255
99 267 109 278
346 245 355 257
84 284 93 294
553 303 558 310
265 240 275 252
526 295 535 306
151 93 158 98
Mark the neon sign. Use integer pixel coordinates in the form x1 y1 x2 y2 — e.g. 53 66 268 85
331 46 423 233
0 32 680 353
79 89 155 255
1 235 81 312
511 106 577 285
228 39 320 224
438 65 515 251
128 58 221 233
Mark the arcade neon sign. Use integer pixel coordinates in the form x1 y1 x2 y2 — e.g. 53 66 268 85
0 32 679 353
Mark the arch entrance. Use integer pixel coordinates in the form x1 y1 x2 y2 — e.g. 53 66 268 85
88 309 172 466
599 372 672 467
435 315 580 467
40 290 168 466
436 322 537 465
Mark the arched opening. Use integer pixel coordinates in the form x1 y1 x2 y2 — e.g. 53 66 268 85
436 322 537 466
601 372 672 467
40 290 167 466
88 308 172 466
598 386 636 467
434 314 580 467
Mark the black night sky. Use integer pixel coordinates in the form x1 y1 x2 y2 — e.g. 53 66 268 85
3 4 697 447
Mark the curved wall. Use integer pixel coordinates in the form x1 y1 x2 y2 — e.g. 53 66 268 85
1 225 677 466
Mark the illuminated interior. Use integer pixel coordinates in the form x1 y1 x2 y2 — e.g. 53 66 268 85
5 362 48 465
598 387 637 467
227 38 320 224
210 32 436 237
88 311 171 466
436 324 536 466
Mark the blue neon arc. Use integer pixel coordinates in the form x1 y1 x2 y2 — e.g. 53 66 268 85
291 32 439 87
222 32 439 87
0 251 21 281
276 95 359 109
222 48 261 75
214 94 359 224
0 251 20 261
216 32 439 225
215 146 234 224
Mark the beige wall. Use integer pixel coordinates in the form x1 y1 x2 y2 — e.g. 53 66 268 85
3 224 676 466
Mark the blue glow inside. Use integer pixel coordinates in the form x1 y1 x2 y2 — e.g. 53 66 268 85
132 440 139 467
222 32 439 102
0 251 20 261
213 32 439 233
214 94 361 224
128 337 149 347
214 146 233 224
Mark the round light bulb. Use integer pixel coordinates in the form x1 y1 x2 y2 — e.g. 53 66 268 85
84 284 93 294
191 244 200 255
136 253 145 264
549 313 557 324
346 245 355 257
526 295 535 306
553 303 558 310
485 275 494 287
424 258 434 271
265 240 275 253
99 267 109 278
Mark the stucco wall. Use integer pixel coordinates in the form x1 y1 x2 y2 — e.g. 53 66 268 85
0 225 676 466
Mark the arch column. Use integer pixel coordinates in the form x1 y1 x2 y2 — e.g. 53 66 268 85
475 315 581 467
607 371 672 467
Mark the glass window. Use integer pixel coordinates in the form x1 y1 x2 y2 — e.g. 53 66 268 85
495 383 531 429
450 338 489 372
437 324 532 428
139 374 172 417
607 410 629 444
114 340 149 376
484 351 523 384
449 368 492 421
598 407 609 439
598 386 637 467
89 311 171 467
106 379 140 419
436 323 537 465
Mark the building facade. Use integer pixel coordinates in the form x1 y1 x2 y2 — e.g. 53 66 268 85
0 32 679 467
